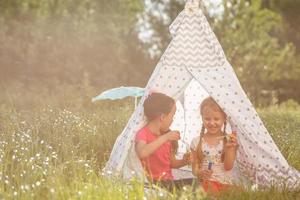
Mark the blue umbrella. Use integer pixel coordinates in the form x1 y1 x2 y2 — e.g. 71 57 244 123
92 86 145 107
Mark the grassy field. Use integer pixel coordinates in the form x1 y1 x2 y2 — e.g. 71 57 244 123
0 85 300 199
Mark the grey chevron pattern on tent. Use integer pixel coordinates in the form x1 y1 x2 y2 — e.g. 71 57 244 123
164 11 226 68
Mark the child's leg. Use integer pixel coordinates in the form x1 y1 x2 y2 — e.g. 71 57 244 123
151 180 174 191
152 179 199 192
202 180 231 196
173 178 199 190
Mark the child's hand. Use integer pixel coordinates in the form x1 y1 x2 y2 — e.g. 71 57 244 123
198 169 213 180
164 130 180 141
225 134 239 149
183 152 191 164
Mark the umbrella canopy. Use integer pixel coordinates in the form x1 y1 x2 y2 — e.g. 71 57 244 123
92 86 145 102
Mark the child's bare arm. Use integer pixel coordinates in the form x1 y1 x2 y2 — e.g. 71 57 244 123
136 131 180 159
224 136 238 170
191 149 200 177
170 153 190 168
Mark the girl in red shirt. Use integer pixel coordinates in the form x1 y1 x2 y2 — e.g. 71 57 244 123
135 92 192 191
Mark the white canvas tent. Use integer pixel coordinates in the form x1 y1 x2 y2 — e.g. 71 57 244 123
104 0 300 189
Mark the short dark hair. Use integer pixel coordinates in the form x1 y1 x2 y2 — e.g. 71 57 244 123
143 92 175 121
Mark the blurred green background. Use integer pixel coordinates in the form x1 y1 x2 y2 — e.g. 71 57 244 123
0 0 300 106
1 1 300 199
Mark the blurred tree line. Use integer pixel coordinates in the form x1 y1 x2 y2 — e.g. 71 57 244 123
0 0 299 105
0 0 155 90
216 0 300 105
143 0 300 105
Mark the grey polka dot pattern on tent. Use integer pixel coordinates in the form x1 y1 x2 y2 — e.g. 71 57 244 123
104 2 300 189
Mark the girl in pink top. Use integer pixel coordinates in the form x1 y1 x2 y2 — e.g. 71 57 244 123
135 92 191 190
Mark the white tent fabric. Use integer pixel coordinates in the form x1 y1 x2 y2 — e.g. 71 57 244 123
104 0 300 189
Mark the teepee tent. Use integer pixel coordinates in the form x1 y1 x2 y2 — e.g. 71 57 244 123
104 0 300 189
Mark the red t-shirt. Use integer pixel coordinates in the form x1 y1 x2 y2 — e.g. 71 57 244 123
135 126 173 181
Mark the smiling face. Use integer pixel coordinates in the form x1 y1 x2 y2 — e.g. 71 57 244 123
201 106 226 135
200 97 226 136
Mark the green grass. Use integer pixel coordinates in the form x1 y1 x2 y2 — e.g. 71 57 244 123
0 86 300 199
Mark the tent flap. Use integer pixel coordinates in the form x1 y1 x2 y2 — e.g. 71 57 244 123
104 1 300 190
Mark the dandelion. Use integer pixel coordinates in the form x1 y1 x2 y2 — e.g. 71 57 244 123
107 170 113 175
78 191 82 196
25 185 30 190
13 191 17 196
251 184 258 191
50 188 55 193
